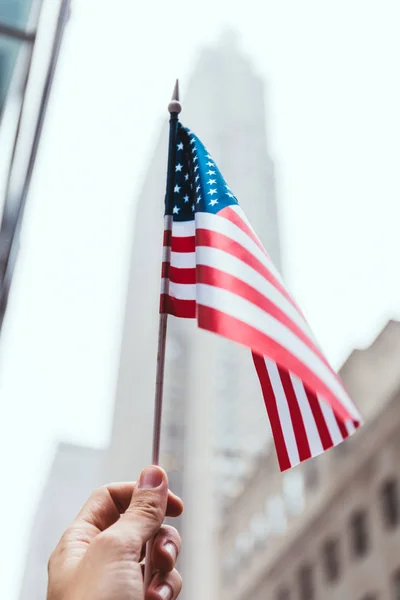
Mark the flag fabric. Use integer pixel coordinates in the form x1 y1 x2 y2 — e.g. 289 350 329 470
160 122 361 471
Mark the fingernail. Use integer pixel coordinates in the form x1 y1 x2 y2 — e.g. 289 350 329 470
164 542 177 561
156 584 172 600
138 466 163 489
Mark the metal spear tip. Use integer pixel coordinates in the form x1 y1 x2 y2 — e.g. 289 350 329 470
168 79 182 114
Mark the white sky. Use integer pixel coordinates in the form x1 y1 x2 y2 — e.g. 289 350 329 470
0 0 400 597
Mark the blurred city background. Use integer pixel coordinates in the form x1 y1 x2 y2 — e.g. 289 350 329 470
1 1 400 599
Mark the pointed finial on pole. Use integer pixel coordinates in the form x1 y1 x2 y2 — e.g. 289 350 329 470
168 79 182 114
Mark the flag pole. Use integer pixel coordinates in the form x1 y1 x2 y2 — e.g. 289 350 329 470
143 80 182 589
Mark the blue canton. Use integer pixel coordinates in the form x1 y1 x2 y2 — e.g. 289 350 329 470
165 122 239 221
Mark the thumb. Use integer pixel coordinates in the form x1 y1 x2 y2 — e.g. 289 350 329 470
110 466 168 558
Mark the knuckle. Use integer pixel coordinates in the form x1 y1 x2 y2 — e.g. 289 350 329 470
173 569 183 594
92 528 142 560
128 495 164 522
92 529 123 553
155 525 182 554
89 486 108 504
164 525 181 545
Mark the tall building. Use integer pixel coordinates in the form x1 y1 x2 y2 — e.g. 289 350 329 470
219 320 400 600
18 30 281 600
106 31 281 600
18 444 106 600
0 0 35 115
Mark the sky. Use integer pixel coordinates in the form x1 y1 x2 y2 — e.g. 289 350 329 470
0 0 400 597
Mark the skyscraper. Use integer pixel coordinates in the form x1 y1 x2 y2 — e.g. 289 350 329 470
106 31 281 600
19 29 281 600
0 0 35 115
19 443 106 600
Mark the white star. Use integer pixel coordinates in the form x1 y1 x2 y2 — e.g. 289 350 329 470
208 188 217 196
193 155 198 162
183 195 189 203
225 184 230 189
195 175 200 182
187 129 192 135
206 154 212 159
206 161 215 167
175 163 183 172
191 204 195 211
190 138 196 145
226 192 234 198
194 165 199 172
196 185 201 192
207 178 216 185
177 142 183 151
197 195 201 204
174 184 181 193
184 173 189 181
173 205 180 214
207 170 216 175
209 198 218 206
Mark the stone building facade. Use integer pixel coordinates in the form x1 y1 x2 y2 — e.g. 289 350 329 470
219 320 400 600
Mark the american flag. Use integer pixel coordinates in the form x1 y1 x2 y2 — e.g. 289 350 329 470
160 122 361 471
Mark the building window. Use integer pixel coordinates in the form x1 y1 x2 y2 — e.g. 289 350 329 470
350 509 369 558
393 568 400 600
298 564 314 600
381 478 399 529
323 538 340 583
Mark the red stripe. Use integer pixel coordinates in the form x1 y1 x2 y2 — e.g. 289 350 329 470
306 390 334 450
160 294 196 318
212 209 308 321
196 264 328 368
171 236 195 253
161 262 169 279
253 353 291 471
220 206 267 255
163 229 172 247
162 261 196 282
169 265 196 284
278 366 312 462
198 304 353 423
196 228 298 313
335 413 349 439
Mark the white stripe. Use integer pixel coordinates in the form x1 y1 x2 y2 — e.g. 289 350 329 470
162 245 171 262
345 420 356 436
171 220 196 237
265 358 300 467
318 398 344 446
160 278 168 295
227 205 270 255
196 246 316 343
169 251 196 269
164 215 173 231
290 374 324 457
196 283 360 421
196 211 284 288
160 279 196 300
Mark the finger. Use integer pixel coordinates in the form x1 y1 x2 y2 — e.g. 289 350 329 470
109 466 169 559
151 525 181 573
146 569 182 600
71 481 183 535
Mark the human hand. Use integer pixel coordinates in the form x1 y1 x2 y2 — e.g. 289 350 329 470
47 466 183 600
